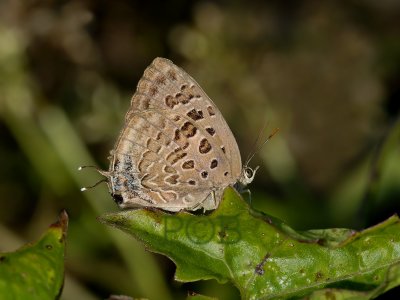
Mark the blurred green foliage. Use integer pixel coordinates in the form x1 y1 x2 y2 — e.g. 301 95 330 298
0 1 399 299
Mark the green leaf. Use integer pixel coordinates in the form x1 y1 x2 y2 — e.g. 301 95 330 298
0 211 67 300
99 188 400 300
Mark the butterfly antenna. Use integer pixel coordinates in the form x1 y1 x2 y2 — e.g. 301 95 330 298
244 120 269 166
78 165 110 191
78 165 100 171
80 179 108 192
244 127 280 167
78 165 110 176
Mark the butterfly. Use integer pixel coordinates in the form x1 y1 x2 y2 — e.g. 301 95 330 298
84 58 258 211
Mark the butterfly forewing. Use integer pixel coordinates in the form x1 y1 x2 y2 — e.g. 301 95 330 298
110 57 242 211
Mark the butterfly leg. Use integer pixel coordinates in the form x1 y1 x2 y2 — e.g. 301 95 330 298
241 188 252 205
189 190 218 212
212 189 217 208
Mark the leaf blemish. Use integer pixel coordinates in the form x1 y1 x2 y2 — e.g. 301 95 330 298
218 230 227 239
255 253 270 275
315 271 324 281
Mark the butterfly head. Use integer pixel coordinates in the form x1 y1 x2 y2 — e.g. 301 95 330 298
239 165 259 186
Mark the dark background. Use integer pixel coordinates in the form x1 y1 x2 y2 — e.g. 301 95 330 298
0 1 399 299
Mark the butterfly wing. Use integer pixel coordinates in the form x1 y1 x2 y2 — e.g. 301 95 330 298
109 58 242 211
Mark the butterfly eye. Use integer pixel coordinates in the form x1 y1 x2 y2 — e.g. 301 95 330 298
245 168 253 178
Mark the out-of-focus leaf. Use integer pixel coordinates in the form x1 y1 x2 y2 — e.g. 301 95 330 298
0 211 67 300
99 188 400 299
